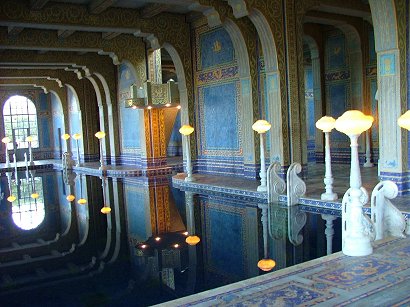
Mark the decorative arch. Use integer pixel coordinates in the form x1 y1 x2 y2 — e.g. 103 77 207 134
94 72 118 162
162 43 189 124
85 75 104 161
247 8 284 164
66 85 84 162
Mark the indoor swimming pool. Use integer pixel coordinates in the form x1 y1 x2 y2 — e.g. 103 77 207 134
0 169 342 306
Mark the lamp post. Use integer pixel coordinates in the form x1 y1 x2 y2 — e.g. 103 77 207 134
77 174 87 205
6 171 16 202
95 131 106 171
315 116 338 201
64 170 76 202
185 191 200 246
100 175 111 214
321 214 337 255
26 135 34 165
252 120 271 192
179 125 195 182
363 130 374 167
335 110 374 256
61 133 70 168
2 136 11 168
257 204 276 271
72 133 82 167
30 170 39 199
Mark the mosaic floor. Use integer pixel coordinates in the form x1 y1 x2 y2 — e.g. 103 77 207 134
160 236 410 306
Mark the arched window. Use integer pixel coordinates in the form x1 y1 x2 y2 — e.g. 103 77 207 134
3 95 39 149
11 175 45 230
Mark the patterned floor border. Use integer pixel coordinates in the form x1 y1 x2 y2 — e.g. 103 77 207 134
158 237 410 306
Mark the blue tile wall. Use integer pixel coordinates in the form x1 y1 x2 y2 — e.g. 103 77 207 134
204 201 246 279
56 171 71 232
324 30 351 161
198 27 235 70
118 63 142 158
40 117 50 148
195 25 243 176
51 92 64 158
67 88 83 161
203 83 239 150
75 175 89 242
125 185 150 242
37 93 52 153
39 92 48 112
167 112 182 156
328 83 348 143
326 34 346 70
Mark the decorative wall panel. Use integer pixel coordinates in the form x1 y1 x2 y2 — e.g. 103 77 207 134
324 30 352 162
194 24 244 175
200 82 241 153
198 27 235 70
328 83 349 143
203 200 247 280
326 35 347 71
125 185 151 242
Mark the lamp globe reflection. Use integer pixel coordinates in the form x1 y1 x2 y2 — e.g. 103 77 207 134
252 120 271 134
77 198 87 205
66 194 75 202
7 195 16 202
95 131 106 139
31 192 39 199
257 258 276 272
101 206 111 214
179 125 194 136
185 235 200 246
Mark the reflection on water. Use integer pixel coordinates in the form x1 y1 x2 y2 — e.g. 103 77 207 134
0 170 341 306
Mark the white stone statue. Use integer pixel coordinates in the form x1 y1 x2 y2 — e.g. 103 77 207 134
371 180 406 240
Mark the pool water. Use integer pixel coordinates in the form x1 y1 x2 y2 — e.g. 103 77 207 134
0 169 342 306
